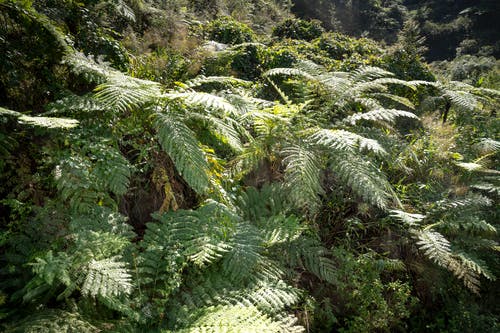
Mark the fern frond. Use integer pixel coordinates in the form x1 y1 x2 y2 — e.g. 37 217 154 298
372 77 418 90
81 256 132 298
353 81 388 95
55 156 100 213
390 210 426 226
455 162 500 174
470 182 500 195
319 76 350 91
94 72 161 112
236 185 290 222
438 216 497 236
354 96 383 110
222 223 263 283
233 281 301 313
69 207 133 237
415 230 452 266
430 193 492 214
18 115 79 128
445 90 478 110
350 66 394 83
90 143 131 196
63 52 112 84
155 112 210 193
295 59 326 76
3 309 99 333
474 138 500 154
176 305 304 333
1 106 78 128
281 144 324 212
264 67 316 81
193 114 243 152
371 93 416 109
181 275 299 314
164 92 237 115
29 251 72 290
343 109 418 126
456 252 496 281
263 215 303 246
45 94 105 116
413 230 483 292
311 129 387 156
329 152 393 209
111 0 136 22
299 243 337 284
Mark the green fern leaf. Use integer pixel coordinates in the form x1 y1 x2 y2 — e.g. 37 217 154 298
155 113 210 193
343 109 418 126
81 256 132 298
329 152 392 209
264 67 316 81
176 305 304 333
415 230 451 265
310 129 386 156
165 92 237 115
94 72 161 112
1 106 79 128
281 144 323 212
3 309 99 333
350 66 394 82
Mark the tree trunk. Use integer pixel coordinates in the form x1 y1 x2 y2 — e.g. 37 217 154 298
442 100 451 124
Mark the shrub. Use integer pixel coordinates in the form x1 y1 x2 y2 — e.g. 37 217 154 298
315 32 382 60
205 16 255 45
272 18 324 41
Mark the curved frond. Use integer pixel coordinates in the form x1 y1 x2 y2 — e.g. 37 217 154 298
310 129 387 156
281 144 323 212
343 109 419 126
1 106 79 128
329 153 393 209
82 256 132 298
164 92 237 115
3 310 99 333
94 73 161 112
350 66 394 83
155 113 210 193
370 93 416 110
176 305 304 333
264 67 316 81
444 90 478 111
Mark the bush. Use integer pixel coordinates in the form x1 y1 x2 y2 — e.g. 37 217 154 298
383 49 435 81
205 16 255 45
315 32 382 60
272 18 324 41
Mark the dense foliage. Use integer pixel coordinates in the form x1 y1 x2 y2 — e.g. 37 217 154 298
292 0 500 60
0 0 499 332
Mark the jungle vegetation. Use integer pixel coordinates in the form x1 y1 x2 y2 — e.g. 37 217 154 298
0 0 499 332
